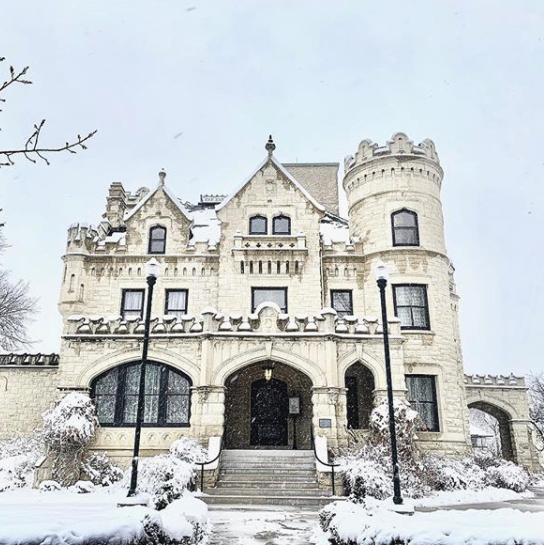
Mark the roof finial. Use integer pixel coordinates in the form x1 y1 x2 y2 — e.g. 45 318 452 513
158 169 166 186
265 135 276 157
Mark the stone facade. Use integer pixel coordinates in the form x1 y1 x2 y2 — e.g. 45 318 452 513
0 133 537 468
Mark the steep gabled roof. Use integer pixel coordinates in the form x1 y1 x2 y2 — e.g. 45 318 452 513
216 154 326 213
124 180 191 223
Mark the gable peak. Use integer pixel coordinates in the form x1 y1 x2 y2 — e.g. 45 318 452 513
265 135 276 157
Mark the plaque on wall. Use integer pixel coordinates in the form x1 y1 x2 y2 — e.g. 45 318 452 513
319 418 332 428
289 396 301 415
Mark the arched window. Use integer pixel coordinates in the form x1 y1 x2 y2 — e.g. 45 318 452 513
148 226 167 254
91 362 191 427
391 209 419 246
249 215 267 235
273 215 291 235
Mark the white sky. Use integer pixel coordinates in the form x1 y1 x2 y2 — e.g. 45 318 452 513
0 0 542 376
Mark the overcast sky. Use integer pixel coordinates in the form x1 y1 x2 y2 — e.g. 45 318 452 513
0 0 542 376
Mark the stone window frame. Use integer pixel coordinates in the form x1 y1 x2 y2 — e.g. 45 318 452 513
148 225 167 254
272 214 291 235
249 215 268 235
165 288 189 317
251 287 288 314
391 208 420 247
405 374 440 432
330 289 353 317
90 361 192 428
392 283 431 331
120 289 145 320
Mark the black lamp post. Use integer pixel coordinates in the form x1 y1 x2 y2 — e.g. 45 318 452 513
127 257 161 497
375 261 403 505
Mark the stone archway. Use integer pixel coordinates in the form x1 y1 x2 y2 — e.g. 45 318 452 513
224 361 313 449
468 401 515 461
344 362 376 430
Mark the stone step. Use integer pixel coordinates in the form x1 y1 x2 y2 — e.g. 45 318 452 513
218 472 318 482
207 487 322 497
220 462 316 469
216 480 319 489
201 494 337 507
219 468 316 476
221 449 313 457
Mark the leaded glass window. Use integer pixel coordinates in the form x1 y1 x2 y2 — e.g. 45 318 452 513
249 215 267 235
393 284 430 330
149 226 167 254
405 375 439 431
91 362 191 427
121 290 144 320
165 289 188 318
252 287 287 313
392 209 419 246
331 290 353 317
272 215 291 235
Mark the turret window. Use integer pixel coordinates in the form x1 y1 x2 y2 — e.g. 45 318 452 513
392 209 419 246
249 215 267 235
405 375 439 431
392 284 430 330
331 290 353 317
273 215 291 235
149 226 167 254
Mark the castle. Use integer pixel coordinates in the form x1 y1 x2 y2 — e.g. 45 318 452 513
0 133 537 470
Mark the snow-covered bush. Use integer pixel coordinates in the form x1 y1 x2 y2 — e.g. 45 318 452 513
117 454 195 510
42 393 99 487
170 437 207 464
0 432 45 492
422 455 485 492
81 451 123 486
38 480 62 492
485 461 530 492
68 480 96 493
339 449 391 501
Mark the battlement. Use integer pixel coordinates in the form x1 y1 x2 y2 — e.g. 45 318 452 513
64 304 402 338
0 353 60 367
344 132 440 173
464 374 526 388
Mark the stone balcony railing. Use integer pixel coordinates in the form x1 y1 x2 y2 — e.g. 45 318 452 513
65 304 402 338
464 374 525 388
232 231 307 253
0 353 60 367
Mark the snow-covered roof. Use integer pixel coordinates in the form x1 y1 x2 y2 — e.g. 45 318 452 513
216 155 326 213
186 205 221 246
124 182 191 222
320 214 351 245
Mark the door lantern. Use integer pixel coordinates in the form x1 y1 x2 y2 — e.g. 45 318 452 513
262 361 275 381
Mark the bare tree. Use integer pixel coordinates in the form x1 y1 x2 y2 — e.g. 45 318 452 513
0 57 96 167
528 373 544 451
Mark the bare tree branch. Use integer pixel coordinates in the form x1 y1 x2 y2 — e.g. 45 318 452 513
0 56 97 167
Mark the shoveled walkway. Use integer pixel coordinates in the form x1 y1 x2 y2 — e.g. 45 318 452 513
208 505 321 545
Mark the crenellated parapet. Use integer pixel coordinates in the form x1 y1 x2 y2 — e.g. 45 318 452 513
0 353 60 367
64 304 402 338
66 223 100 254
464 374 526 388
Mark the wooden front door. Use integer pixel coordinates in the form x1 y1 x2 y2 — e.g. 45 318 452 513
250 378 288 446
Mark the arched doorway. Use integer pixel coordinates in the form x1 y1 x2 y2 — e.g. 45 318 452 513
468 401 514 461
224 361 313 449
345 362 375 429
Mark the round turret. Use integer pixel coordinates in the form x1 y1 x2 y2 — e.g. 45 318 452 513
343 132 445 256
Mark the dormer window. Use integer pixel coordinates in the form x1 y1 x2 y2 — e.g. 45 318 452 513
273 215 291 235
392 209 419 246
149 226 166 254
249 215 267 235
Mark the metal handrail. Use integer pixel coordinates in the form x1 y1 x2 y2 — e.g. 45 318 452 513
196 436 224 493
311 430 340 496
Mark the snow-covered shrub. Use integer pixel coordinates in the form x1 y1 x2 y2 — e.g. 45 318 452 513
42 393 99 486
39 479 62 492
0 432 45 491
422 455 485 492
339 450 391 501
81 451 123 486
485 461 530 492
170 437 207 464
68 480 95 493
117 454 195 510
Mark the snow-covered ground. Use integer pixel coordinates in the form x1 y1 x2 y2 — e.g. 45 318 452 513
0 489 208 544
413 486 535 507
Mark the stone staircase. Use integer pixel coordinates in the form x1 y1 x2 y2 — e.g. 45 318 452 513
202 449 335 508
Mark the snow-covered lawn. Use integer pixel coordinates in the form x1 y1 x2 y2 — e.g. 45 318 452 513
319 500 544 545
0 489 208 545
412 486 535 508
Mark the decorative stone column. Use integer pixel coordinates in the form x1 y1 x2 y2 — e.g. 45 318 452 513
191 385 225 442
312 386 346 448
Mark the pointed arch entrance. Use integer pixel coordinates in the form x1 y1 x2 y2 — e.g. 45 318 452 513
345 362 375 430
224 361 313 449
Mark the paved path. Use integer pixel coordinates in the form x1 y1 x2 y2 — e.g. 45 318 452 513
208 505 321 545
417 486 544 513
